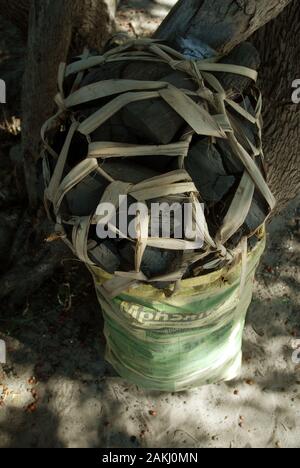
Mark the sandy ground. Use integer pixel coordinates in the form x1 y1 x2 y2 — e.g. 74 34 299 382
0 0 300 449
0 196 299 449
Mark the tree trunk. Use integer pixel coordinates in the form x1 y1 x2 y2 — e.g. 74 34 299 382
72 0 117 52
22 0 74 207
0 0 29 39
251 0 300 212
155 0 292 54
19 0 117 207
0 0 118 47
0 0 118 304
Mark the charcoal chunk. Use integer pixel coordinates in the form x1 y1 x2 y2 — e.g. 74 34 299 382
65 159 158 218
142 248 178 278
123 71 197 145
186 138 236 203
216 43 260 95
101 159 158 184
120 243 178 279
81 62 127 86
217 140 244 176
244 191 269 234
123 61 171 82
91 112 139 144
89 240 121 274
227 191 269 249
131 155 174 173
66 172 108 217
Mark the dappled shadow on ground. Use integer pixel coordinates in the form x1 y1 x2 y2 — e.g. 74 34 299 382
0 262 117 448
0 198 299 448
0 406 63 448
0 262 108 378
0 0 300 449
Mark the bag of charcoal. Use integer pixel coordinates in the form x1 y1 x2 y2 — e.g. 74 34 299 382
42 40 275 391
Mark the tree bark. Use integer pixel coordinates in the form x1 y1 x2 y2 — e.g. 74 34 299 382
22 0 74 207
155 0 292 54
0 0 118 47
251 0 300 212
0 0 29 39
72 0 117 52
0 0 118 303
19 0 117 207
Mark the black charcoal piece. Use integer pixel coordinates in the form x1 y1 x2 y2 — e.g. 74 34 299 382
217 97 259 176
67 62 128 111
81 62 127 86
101 159 158 184
142 248 178 278
244 191 269 234
217 139 244 175
247 234 260 252
120 243 178 279
110 113 139 144
228 106 259 153
91 112 139 144
66 172 108 217
123 61 172 82
150 282 175 290
118 242 134 268
216 43 260 95
131 155 174 173
226 191 269 249
89 240 121 274
185 138 236 203
90 121 112 142
122 71 197 145
68 131 89 167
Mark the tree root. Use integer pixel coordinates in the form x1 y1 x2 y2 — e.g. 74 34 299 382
0 211 71 307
